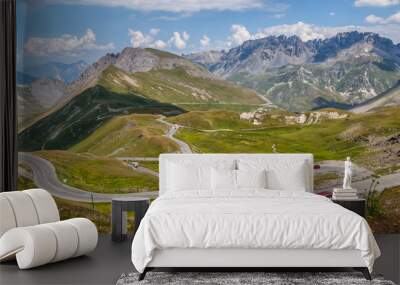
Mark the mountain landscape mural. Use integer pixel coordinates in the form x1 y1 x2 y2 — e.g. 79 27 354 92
17 0 400 234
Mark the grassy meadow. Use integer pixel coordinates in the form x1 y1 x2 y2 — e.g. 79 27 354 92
174 118 366 161
172 107 400 166
139 161 159 172
55 197 113 234
35 150 158 193
17 175 37 190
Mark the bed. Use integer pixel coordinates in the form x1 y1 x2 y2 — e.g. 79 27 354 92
131 154 380 280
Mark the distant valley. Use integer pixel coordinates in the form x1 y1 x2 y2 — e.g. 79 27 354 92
23 60 88 84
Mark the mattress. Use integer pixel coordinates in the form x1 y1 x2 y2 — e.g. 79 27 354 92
131 190 380 273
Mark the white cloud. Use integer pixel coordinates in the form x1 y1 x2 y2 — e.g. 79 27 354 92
127 28 192 50
354 0 399 7
365 14 386 24
255 21 400 42
365 11 400 24
49 0 265 12
128 28 168 49
128 29 153 47
387 11 400 22
151 12 193 21
149 28 160 36
228 24 251 46
329 12 335 16
168 31 189 49
356 23 400 42
24 28 114 57
200 35 210 47
151 40 167 49
222 21 400 49
182 31 190 41
255 22 328 41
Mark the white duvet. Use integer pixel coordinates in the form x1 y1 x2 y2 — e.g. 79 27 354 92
131 190 380 273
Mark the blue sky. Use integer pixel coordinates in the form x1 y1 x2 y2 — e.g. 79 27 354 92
17 0 400 67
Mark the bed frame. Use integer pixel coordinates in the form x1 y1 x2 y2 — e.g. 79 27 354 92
140 248 371 280
138 154 371 281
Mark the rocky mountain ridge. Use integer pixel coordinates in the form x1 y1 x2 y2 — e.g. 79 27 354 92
189 32 400 77
186 31 400 111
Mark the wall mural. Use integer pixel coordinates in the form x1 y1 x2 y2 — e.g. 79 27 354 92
17 0 400 233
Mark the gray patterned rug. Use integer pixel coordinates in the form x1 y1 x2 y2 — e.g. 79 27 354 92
116 272 396 285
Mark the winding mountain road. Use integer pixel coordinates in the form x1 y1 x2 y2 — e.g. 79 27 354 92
18 152 159 202
157 116 192 153
17 116 195 202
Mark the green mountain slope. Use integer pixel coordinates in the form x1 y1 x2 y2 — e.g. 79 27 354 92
99 65 267 112
18 85 184 151
17 86 47 129
71 114 179 157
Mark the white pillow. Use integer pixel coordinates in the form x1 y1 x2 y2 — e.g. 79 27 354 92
236 169 267 189
167 162 211 192
238 159 307 191
211 168 237 191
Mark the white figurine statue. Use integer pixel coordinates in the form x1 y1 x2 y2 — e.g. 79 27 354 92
343 156 352 189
